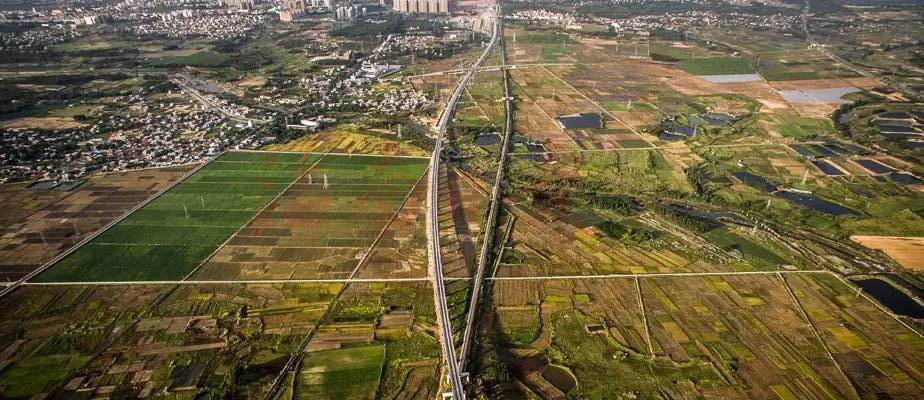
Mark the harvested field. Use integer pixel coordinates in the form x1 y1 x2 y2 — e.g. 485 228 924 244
850 236 924 271
0 182 70 227
264 124 428 157
356 180 428 279
2 117 88 129
0 165 196 281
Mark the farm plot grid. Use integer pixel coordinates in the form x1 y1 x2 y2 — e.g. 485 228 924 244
0 165 197 282
33 151 428 282
33 151 323 282
189 154 429 281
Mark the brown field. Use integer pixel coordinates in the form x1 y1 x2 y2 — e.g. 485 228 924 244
2 117 88 129
0 165 197 281
769 78 862 91
0 182 70 227
437 168 489 278
356 180 429 279
720 82 794 112
850 236 924 271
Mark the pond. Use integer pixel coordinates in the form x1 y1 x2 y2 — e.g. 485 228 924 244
813 160 844 176
775 191 860 216
853 278 924 319
558 113 603 130
542 364 577 394
474 133 501 146
699 74 761 83
732 171 777 192
778 87 860 104
890 173 924 185
855 159 894 174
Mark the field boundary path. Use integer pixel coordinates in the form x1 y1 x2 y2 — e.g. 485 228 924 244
262 167 431 400
0 152 224 299
458 17 513 372
427 4 499 399
178 154 328 281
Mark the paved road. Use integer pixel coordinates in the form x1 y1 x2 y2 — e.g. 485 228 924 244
428 4 500 399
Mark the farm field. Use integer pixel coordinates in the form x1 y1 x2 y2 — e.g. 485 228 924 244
4 283 340 399
0 165 197 282
263 124 429 157
474 274 924 399
0 285 169 398
33 151 324 282
32 151 429 282
190 153 429 280
294 282 439 399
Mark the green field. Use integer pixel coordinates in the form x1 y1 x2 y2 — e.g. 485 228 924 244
296 344 386 399
34 152 428 282
147 50 231 67
677 56 754 75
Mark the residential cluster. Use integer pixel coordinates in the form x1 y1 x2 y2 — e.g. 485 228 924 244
0 24 83 53
506 8 801 36
0 96 271 184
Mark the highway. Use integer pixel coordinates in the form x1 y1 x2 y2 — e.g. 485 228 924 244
457 16 513 372
428 4 500 399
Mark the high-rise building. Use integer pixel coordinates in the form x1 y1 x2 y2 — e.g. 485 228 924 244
393 0 448 14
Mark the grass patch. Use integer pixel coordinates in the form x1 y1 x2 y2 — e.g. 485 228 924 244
147 51 231 67
0 354 91 398
296 344 386 400
677 56 754 75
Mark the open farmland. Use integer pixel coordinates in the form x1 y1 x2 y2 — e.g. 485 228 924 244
29 283 340 398
0 285 167 399
474 275 924 399
33 152 324 282
0 165 197 282
296 282 439 399
31 151 428 282
190 153 429 280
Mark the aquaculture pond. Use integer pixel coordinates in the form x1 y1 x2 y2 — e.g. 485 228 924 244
775 191 860 216
558 113 603 130
474 133 501 146
853 278 924 319
856 159 895 174
813 160 844 176
890 173 924 185
734 171 859 216
732 171 777 192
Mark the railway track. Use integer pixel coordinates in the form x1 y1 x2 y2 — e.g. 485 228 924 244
427 4 500 399
457 15 512 372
